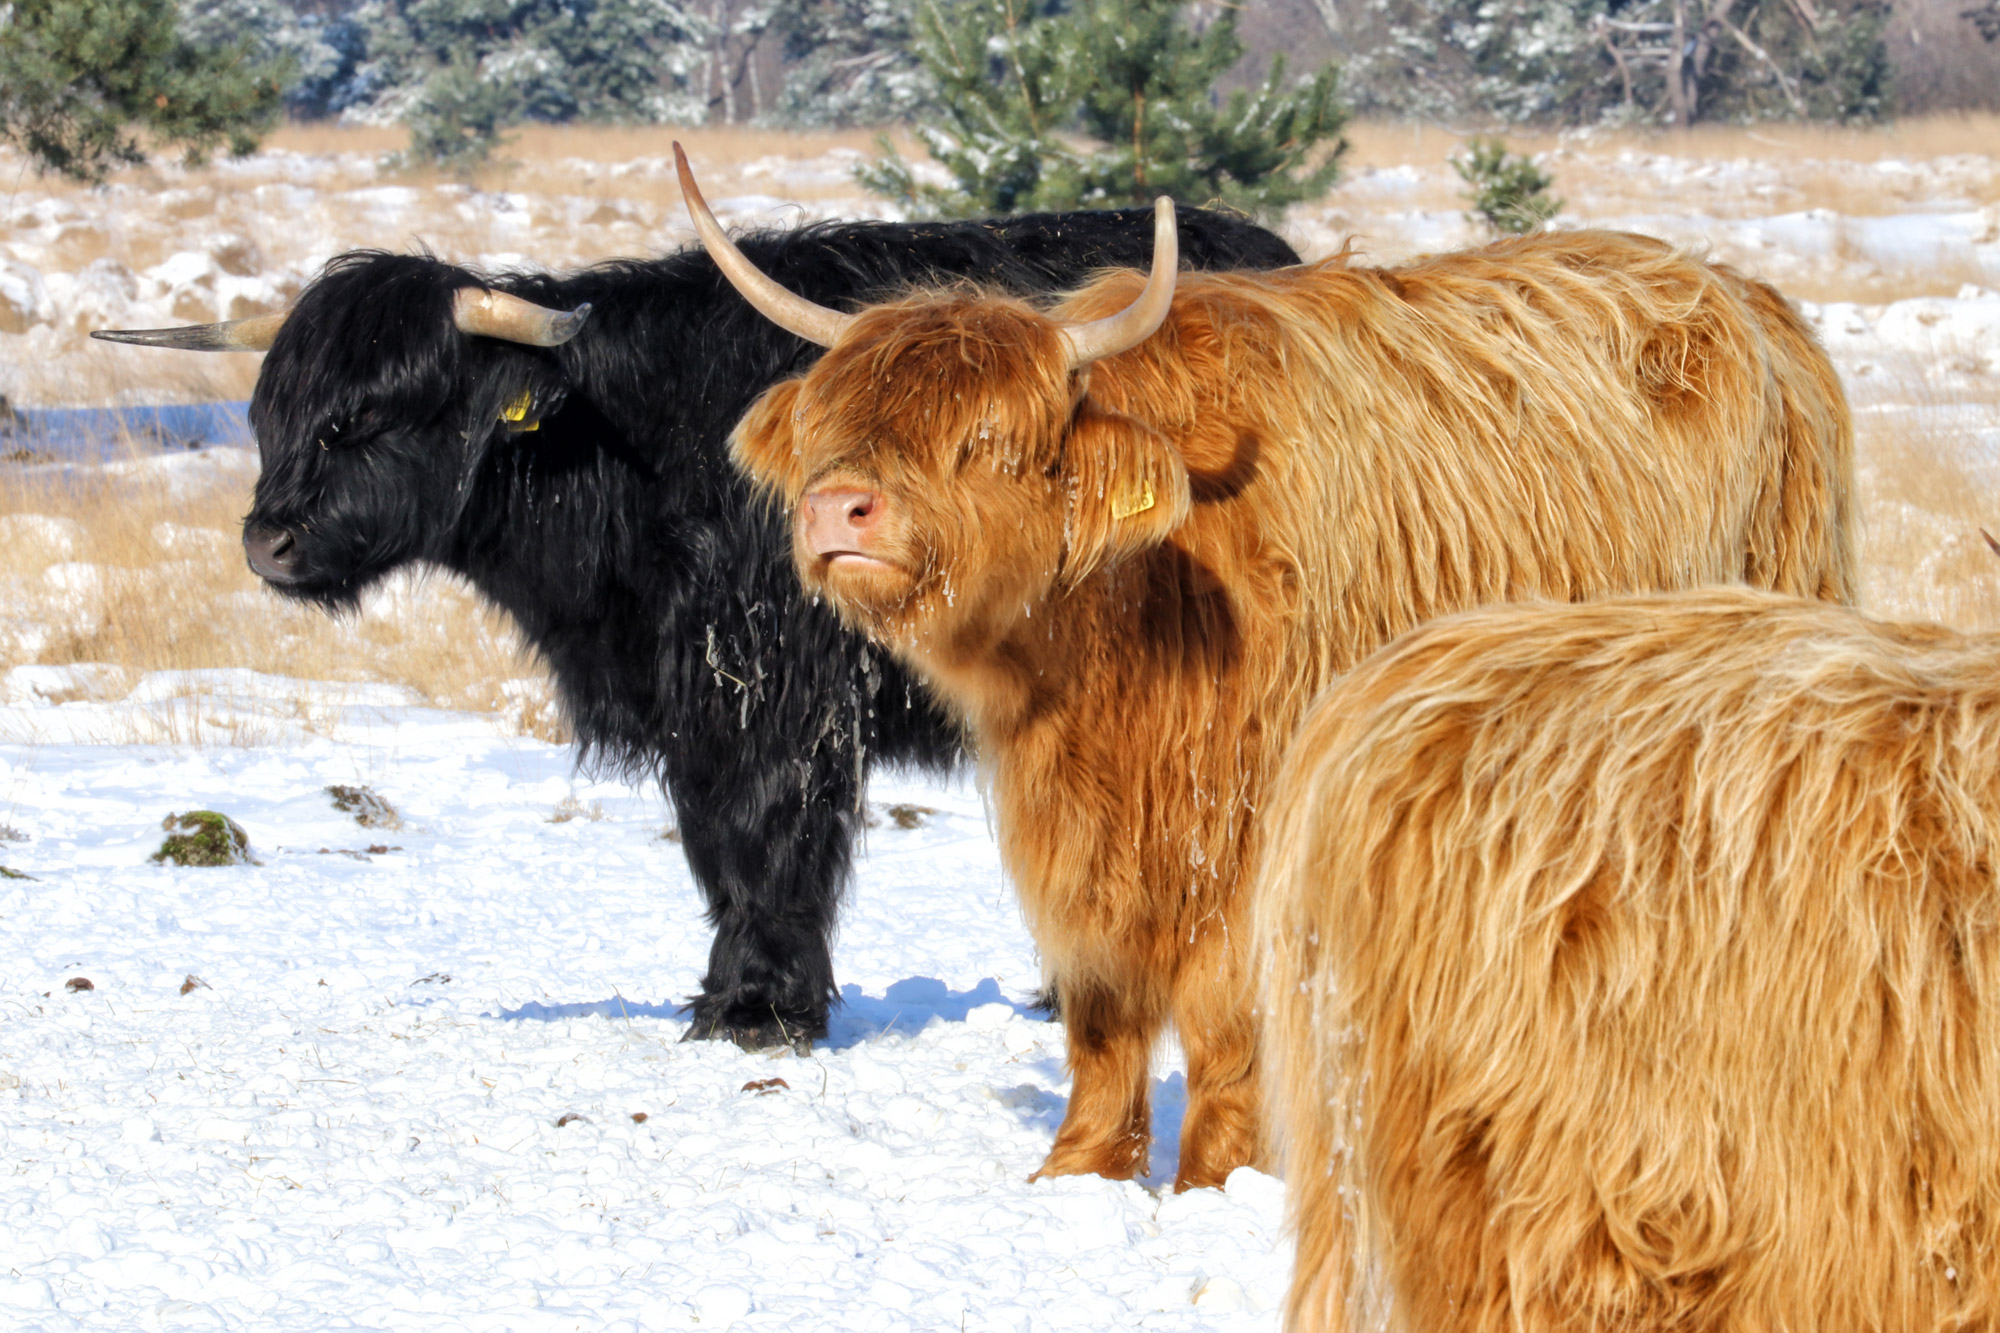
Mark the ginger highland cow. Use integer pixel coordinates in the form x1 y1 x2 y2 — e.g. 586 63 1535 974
677 145 1855 1191
1255 587 2000 1332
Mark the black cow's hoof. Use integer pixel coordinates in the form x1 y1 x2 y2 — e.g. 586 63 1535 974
734 1024 814 1057
681 1009 820 1055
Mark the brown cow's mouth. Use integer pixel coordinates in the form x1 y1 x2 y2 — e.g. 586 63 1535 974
821 550 900 573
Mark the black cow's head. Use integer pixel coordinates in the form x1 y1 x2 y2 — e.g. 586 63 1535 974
94 252 590 608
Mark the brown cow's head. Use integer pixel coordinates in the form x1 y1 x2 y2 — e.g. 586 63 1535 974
677 146 1191 651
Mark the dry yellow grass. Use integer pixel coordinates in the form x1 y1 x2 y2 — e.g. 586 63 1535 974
1852 376 2000 631
0 445 568 745
1775 238 1996 305
5 382 1988 746
1342 114 2000 173
0 125 938 408
8 116 1992 403
1333 114 2000 236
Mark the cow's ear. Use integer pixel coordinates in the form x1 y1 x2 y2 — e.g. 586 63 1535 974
730 379 808 497
1057 397 1191 585
474 353 569 442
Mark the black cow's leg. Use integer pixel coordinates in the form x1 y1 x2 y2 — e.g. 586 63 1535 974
667 744 861 1054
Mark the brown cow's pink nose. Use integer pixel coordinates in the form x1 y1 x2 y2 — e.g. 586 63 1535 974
802 489 886 556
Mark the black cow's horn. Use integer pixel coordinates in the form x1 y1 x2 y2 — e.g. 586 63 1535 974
674 142 855 348
94 289 589 354
91 311 289 352
451 288 592 346
1057 197 1179 370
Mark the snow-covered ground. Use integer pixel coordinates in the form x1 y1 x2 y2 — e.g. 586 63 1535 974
2 126 1999 1329
0 681 1288 1331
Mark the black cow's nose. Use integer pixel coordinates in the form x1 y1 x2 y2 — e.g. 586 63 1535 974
243 524 302 584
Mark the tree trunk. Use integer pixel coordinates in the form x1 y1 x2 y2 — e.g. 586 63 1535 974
1668 0 1693 124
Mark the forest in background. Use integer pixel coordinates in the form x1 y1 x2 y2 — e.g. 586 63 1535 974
4 0 1997 192
102 0 2000 137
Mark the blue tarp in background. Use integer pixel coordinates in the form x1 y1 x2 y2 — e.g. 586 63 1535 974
0 402 253 459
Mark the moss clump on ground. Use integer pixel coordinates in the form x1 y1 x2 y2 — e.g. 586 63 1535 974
0 866 32 880
326 785 400 829
151 811 253 867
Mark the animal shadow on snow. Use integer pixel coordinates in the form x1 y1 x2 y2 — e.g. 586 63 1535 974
828 977 1189 1190
486 977 1185 1184
485 976 1034 1032
491 995 691 1023
826 976 1044 1048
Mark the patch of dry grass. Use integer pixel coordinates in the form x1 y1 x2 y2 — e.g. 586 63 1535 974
1773 241 1996 305
1343 114 2000 174
0 445 569 744
0 125 936 408
1852 375 2000 631
8 375 1993 747
20 356 264 417
8 117 1995 405
1336 115 2000 233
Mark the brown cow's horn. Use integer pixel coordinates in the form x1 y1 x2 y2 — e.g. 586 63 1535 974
674 141 854 348
91 311 289 352
451 288 592 346
1058 197 1179 369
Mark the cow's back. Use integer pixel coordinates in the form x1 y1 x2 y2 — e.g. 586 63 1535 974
1067 230 1853 696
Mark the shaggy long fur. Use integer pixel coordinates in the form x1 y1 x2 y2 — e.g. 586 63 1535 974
1254 588 2000 1332
235 209 1299 1051
728 228 1856 1188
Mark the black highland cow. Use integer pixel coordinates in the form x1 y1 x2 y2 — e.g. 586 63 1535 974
96 209 1299 1051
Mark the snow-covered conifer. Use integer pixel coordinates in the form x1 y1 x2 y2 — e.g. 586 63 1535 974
0 0 290 180
856 0 1347 220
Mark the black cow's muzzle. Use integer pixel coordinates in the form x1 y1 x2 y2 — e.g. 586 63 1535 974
243 524 303 585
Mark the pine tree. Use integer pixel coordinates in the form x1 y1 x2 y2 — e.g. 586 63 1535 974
0 0 291 182
856 0 1347 220
1452 136 1562 234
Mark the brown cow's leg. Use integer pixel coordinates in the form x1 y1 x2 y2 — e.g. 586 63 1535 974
1171 924 1264 1191
1032 971 1161 1182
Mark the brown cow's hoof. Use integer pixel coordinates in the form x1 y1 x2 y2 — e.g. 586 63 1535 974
1030 1137 1148 1183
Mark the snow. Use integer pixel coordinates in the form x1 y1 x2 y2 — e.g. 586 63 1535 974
0 685 1290 1331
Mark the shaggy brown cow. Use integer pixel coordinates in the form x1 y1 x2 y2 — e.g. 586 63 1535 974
1254 587 2000 1332
677 147 1855 1191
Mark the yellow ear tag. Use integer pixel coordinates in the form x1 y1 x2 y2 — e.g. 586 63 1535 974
1110 478 1156 521
501 389 538 432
